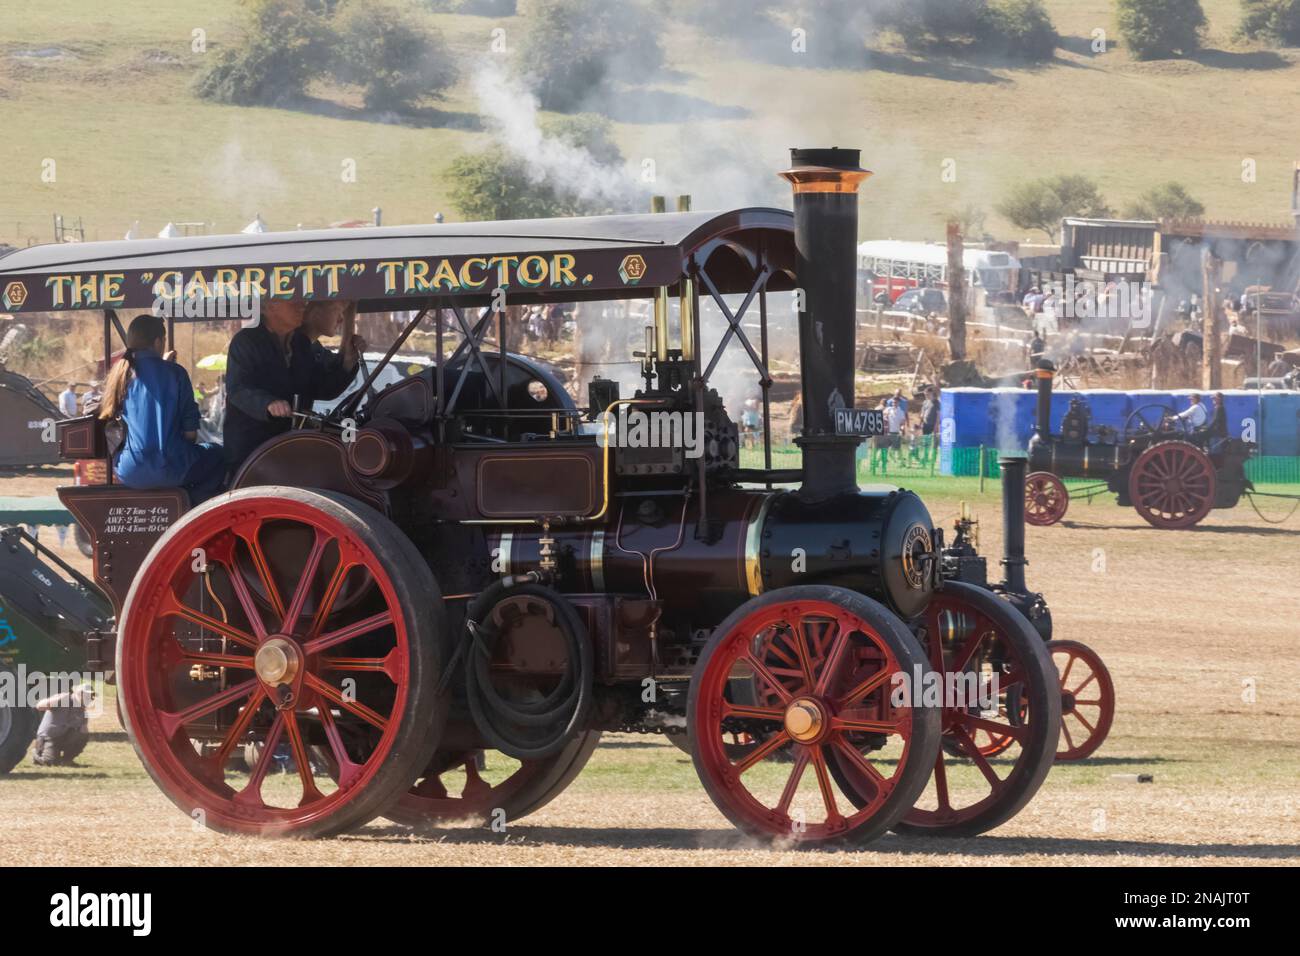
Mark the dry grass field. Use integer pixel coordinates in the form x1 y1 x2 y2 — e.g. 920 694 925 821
0 470 1296 867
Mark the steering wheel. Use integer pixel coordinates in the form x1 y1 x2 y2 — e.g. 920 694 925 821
1124 403 1187 441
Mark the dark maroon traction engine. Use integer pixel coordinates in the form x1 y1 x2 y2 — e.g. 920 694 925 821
7 148 1071 845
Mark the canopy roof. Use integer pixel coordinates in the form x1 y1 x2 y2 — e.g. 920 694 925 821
0 208 796 315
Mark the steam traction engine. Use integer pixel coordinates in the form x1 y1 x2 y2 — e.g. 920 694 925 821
1024 361 1256 529
2 148 1071 845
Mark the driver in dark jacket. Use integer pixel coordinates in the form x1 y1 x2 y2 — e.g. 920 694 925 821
223 300 365 473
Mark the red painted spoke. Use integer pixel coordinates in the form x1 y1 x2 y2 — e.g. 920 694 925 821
789 618 817 691
831 736 888 794
743 654 794 706
950 624 988 674
809 746 841 823
283 711 324 805
1058 652 1076 689
933 751 951 811
304 611 395 656
159 678 258 740
838 666 892 708
237 712 285 805
732 730 791 775
814 621 852 696
221 556 269 642
179 648 255 670
721 703 784 722
237 522 286 623
1070 672 1098 696
307 559 354 639
762 627 800 669
775 748 810 815
963 715 1026 742
953 726 1002 788
315 702 362 788
303 672 388 732
831 713 904 736
159 591 257 650
209 687 266 770
1070 708 1097 735
1060 717 1075 752
281 527 330 633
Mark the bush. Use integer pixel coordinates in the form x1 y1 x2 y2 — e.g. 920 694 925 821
997 174 1113 240
332 1 456 111
982 0 1059 59
1115 0 1207 59
517 0 662 111
1125 182 1206 220
195 0 334 105
1238 0 1300 44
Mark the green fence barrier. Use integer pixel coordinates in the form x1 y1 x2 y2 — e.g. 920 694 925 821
739 446 1300 484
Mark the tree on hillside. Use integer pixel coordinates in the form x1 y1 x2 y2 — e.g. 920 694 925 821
1114 0 1207 59
1125 182 1206 220
997 174 1113 241
1238 0 1300 44
195 0 334 105
517 0 663 111
332 1 456 111
880 0 1058 60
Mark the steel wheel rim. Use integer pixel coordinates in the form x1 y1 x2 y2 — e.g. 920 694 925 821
119 497 413 834
1049 640 1114 761
693 599 917 842
1130 442 1214 528
900 593 1043 828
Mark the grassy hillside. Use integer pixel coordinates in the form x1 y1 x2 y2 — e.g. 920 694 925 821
2 0 1298 247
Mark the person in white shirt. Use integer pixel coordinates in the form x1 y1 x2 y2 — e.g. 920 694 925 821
58 382 78 418
1174 393 1207 429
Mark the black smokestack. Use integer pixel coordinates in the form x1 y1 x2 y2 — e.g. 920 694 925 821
999 454 1028 594
779 147 872 499
1034 359 1055 439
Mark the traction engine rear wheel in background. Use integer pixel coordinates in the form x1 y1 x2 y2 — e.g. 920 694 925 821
1024 472 1069 526
117 487 447 838
688 585 941 846
0 666 39 774
1047 640 1114 761
855 581 1060 837
384 733 601 829
1128 441 1216 529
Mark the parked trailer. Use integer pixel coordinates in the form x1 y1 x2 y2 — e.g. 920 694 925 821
0 148 1072 844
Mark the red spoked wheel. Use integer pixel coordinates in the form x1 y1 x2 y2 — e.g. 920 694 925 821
688 585 940 846
117 487 446 838
1128 441 1216 529
385 733 601 829
860 582 1060 837
1048 640 1114 761
1025 471 1069 526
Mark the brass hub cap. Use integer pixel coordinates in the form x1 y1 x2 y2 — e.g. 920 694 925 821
254 637 302 686
784 698 826 743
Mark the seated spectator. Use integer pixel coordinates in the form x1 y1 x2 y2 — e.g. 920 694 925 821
98 315 225 504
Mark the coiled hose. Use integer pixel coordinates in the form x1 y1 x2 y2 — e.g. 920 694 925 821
460 575 593 760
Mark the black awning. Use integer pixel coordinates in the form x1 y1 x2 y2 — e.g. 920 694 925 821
0 208 794 315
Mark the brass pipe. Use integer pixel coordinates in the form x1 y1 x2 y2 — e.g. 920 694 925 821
653 288 669 362
679 277 695 361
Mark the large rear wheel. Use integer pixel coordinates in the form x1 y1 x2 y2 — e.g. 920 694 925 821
880 582 1060 837
0 670 39 774
1128 441 1216 529
117 487 447 838
688 585 941 846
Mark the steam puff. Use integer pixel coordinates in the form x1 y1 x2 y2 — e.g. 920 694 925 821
471 65 635 208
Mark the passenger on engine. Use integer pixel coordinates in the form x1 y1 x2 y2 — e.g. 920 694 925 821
98 314 226 504
223 300 365 472
1174 392 1207 430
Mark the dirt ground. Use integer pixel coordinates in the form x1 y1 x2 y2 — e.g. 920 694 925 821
1 468 1297 867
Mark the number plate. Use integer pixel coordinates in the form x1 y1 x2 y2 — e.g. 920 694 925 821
834 409 885 437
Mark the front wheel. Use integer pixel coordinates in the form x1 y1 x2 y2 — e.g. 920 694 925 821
117 487 447 838
688 585 941 846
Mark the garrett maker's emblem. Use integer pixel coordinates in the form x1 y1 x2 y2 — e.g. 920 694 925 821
2 281 27 310
618 254 647 285
900 524 933 590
